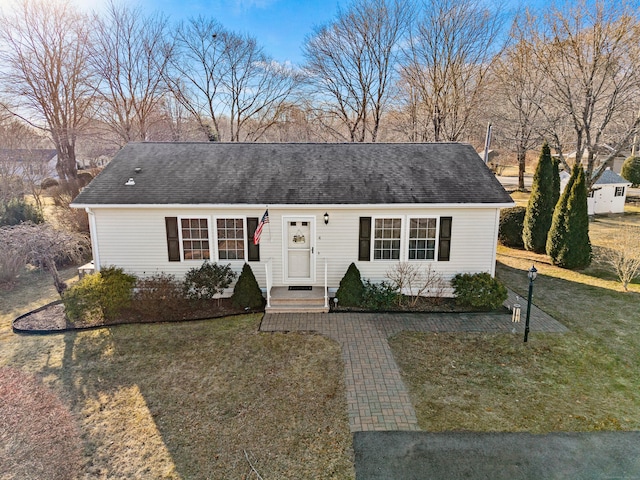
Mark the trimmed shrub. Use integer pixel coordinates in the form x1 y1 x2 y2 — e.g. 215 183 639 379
183 261 236 301
498 206 526 248
335 263 365 307
133 273 185 321
0 198 44 226
64 266 137 323
621 156 640 186
232 263 264 309
361 280 398 310
451 272 507 310
523 142 556 253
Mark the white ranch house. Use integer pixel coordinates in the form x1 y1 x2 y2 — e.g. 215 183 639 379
71 142 514 312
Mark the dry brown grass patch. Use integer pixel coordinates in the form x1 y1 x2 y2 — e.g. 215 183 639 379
0 367 83 480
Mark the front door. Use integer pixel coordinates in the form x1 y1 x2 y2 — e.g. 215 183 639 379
284 217 314 283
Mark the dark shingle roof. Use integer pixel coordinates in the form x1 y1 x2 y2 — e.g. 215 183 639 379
594 169 631 185
72 142 513 206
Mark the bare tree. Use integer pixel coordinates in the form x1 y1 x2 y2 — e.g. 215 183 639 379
303 0 411 142
90 1 173 145
402 0 504 142
166 16 229 141
223 33 302 142
490 11 546 189
598 225 640 291
0 222 89 294
0 0 95 184
533 0 640 184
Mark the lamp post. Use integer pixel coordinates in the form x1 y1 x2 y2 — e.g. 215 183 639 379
524 265 537 343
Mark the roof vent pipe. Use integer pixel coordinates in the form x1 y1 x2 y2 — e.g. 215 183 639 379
125 178 135 186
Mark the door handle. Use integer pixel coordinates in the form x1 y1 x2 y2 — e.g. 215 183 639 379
311 247 314 254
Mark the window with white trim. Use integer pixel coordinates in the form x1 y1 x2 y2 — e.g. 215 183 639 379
373 218 402 260
408 217 437 260
216 218 245 260
180 218 210 260
615 186 625 197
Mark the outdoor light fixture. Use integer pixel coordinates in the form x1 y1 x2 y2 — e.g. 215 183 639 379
324 212 329 225
524 265 538 343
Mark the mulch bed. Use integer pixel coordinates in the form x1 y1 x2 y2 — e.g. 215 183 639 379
13 298 258 334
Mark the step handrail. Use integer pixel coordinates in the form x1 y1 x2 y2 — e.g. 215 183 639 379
324 258 328 309
265 258 273 308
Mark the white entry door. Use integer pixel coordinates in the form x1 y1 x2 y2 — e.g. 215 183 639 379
284 217 314 283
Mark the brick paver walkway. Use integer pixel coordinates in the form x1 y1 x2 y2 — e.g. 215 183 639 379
260 292 567 432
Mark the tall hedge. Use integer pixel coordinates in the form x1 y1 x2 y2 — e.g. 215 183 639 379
621 156 640 186
498 206 526 248
523 142 556 253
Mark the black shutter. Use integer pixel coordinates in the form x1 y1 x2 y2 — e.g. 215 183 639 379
438 217 452 261
358 217 371 261
165 217 180 262
247 217 260 261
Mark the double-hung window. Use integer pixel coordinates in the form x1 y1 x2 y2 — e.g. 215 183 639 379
216 218 245 260
373 218 402 260
181 218 210 260
408 218 437 260
615 186 625 197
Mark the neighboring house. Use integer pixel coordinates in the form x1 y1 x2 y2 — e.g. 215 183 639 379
71 142 514 311
0 149 57 179
560 169 631 215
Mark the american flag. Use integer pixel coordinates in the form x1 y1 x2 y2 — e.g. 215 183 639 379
253 209 269 245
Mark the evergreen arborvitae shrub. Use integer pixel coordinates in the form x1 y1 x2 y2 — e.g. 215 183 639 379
547 163 577 261
551 157 561 208
335 263 365 307
451 272 507 310
523 142 556 253
554 165 592 268
232 263 264 309
621 156 640 186
498 206 526 248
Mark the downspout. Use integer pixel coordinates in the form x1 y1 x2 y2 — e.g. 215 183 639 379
85 208 101 272
490 208 500 277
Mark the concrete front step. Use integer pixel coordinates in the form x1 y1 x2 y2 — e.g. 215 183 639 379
267 286 329 313
265 304 330 314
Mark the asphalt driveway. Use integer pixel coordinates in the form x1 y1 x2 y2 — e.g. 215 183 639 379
354 431 640 479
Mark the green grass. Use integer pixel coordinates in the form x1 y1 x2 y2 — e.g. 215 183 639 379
390 243 640 433
1 271 354 479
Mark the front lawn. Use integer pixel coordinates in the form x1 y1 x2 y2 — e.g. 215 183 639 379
390 247 640 433
0 271 353 479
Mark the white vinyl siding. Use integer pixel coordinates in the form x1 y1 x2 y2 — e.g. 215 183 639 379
88 205 502 295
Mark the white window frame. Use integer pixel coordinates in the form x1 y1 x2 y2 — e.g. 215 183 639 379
178 216 212 261
614 186 625 197
406 216 439 261
371 216 404 261
212 216 248 262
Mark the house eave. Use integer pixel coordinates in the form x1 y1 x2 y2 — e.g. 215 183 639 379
71 201 515 210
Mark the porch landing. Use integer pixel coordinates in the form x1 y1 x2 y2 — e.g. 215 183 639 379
266 286 329 314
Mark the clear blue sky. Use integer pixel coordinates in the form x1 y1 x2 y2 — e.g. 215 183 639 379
139 0 348 66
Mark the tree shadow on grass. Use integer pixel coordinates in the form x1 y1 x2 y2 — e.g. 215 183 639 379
15 315 354 479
